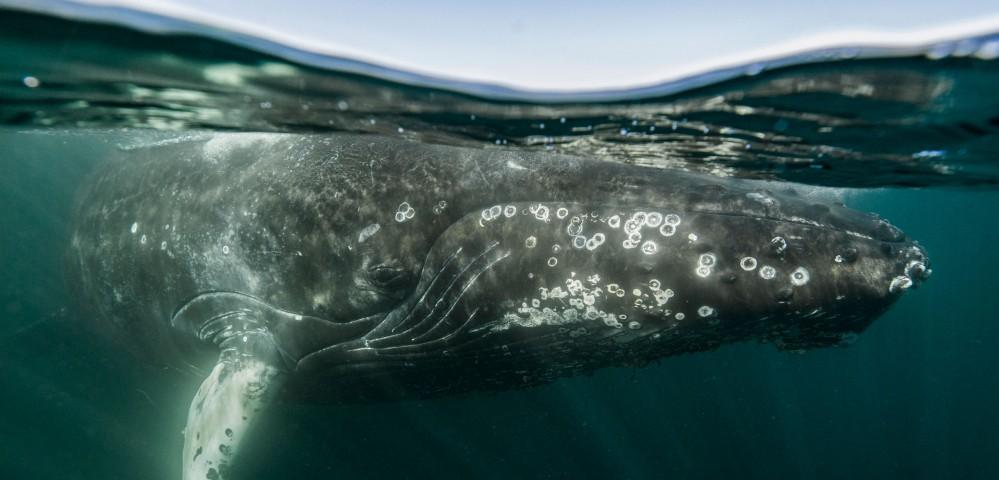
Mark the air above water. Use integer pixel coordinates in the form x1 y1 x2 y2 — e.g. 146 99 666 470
1 3 998 480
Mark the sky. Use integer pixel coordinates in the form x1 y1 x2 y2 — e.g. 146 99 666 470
61 0 999 90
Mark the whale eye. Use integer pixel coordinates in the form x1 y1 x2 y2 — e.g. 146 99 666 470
368 264 410 289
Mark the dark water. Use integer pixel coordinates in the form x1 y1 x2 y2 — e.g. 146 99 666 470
1 4 998 480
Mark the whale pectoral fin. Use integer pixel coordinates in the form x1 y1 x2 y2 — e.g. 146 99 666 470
172 291 382 478
182 333 286 480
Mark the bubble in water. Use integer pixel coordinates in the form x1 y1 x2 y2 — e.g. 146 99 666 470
22 76 40 88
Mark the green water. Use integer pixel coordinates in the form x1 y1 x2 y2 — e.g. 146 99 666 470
1 4 998 480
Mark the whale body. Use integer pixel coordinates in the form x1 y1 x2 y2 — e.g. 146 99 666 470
68 133 929 479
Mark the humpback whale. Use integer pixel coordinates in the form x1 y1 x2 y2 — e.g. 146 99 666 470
68 133 929 479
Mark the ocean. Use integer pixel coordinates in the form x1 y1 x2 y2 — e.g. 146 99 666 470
1 3 998 479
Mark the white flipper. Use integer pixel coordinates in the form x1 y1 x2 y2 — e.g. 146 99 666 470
182 348 285 480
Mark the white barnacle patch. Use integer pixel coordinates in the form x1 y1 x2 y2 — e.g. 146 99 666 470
623 239 638 249
641 240 658 255
770 236 788 254
687 233 698 242
675 312 686 320
631 211 648 227
699 253 716 267
504 205 517 217
740 256 758 271
529 204 551 221
834 254 845 263
587 274 601 284
572 235 587 249
432 200 448 215
664 214 681 226
624 219 642 235
632 289 642 297
556 207 569 219
696 265 712 277
888 276 913 293
221 245 230 254
653 288 674 306
547 257 558 267
585 233 606 251
160 241 167 250
608 215 621 229
648 279 661 290
628 321 642 330
659 224 676 237
905 260 926 278
746 192 776 206
759 265 776 280
524 236 537 248
395 202 416 222
567 218 584 236
645 212 663 228
139 234 148 245
697 305 715 317
357 223 381 243
482 205 502 221
130 222 139 234
790 267 810 286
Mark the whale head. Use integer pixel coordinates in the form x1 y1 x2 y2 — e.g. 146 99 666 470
287 176 929 400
